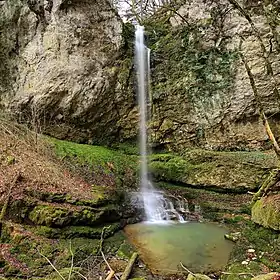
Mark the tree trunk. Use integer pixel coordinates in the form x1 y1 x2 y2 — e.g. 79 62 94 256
239 40 280 160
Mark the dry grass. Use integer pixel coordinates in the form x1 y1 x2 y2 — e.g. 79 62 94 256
0 117 97 204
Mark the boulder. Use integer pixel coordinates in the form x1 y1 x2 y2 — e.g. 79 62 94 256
252 273 280 280
251 195 280 231
0 0 134 144
187 274 212 280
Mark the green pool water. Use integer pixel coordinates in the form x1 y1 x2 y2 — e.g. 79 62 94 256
124 222 234 274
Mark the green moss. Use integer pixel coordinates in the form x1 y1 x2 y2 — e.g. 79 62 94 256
224 220 280 274
150 153 192 182
6 155 15 165
0 222 117 278
251 197 280 231
25 188 116 208
50 138 136 170
224 216 245 224
111 142 138 155
116 241 135 260
28 205 71 227
222 262 262 280
145 20 238 103
33 223 120 239
44 267 83 280
59 238 100 258
27 204 120 228
48 138 138 188
149 150 277 192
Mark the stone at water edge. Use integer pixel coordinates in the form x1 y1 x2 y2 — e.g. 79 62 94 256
252 273 280 280
224 232 241 242
251 195 280 231
187 274 212 280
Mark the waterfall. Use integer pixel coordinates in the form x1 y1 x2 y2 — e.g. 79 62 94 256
135 25 186 223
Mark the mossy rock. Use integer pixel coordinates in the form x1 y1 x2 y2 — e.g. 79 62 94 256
251 195 280 231
28 205 73 227
252 273 280 280
27 203 121 228
149 150 277 192
187 274 212 280
116 240 135 259
221 262 265 280
0 222 124 278
33 223 121 239
25 188 123 208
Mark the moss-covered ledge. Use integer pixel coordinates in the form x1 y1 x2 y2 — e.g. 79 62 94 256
251 195 280 231
149 150 278 192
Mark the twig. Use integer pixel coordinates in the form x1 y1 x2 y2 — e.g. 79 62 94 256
99 226 118 280
68 240 74 280
101 251 115 279
120 252 138 280
221 272 255 277
180 262 195 275
73 271 88 280
37 250 66 280
247 191 255 195
106 270 115 280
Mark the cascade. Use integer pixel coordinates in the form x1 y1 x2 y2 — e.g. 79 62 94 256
135 25 186 223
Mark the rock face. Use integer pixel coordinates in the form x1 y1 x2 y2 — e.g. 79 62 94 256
252 273 280 280
149 150 278 192
142 0 280 151
0 0 135 143
1 0 280 150
119 0 280 151
252 194 280 231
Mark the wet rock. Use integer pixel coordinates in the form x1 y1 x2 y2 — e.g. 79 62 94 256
187 273 212 280
251 195 280 231
150 150 278 192
252 273 280 280
224 232 241 242
247 248 255 253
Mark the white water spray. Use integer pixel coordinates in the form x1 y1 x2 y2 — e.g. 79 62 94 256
135 25 186 223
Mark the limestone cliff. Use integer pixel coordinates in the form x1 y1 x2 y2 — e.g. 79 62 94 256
0 0 135 143
1 0 280 151
146 0 280 151
120 0 280 151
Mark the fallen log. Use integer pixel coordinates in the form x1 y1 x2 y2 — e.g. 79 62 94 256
120 252 138 280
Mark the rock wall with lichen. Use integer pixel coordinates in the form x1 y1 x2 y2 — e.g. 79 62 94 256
252 194 280 230
1 0 280 151
119 0 280 152
0 0 135 144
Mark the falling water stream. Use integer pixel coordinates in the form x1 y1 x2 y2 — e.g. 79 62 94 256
126 25 234 274
135 25 185 223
